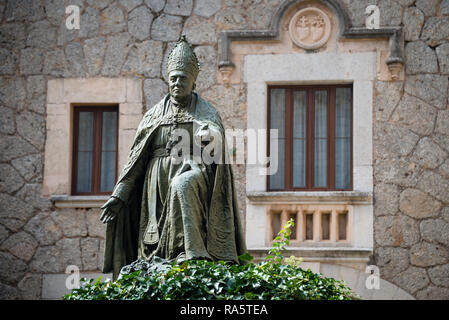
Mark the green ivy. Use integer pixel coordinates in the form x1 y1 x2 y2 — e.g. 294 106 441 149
64 220 357 300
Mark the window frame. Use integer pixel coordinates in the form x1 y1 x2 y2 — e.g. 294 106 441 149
71 105 119 195
267 84 353 192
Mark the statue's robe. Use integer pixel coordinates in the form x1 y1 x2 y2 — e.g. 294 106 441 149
102 93 247 279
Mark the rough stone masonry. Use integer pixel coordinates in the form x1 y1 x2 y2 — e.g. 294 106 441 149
0 0 448 300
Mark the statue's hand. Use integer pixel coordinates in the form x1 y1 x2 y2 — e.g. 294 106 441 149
100 197 123 224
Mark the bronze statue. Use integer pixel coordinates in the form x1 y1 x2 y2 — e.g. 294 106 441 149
100 36 246 279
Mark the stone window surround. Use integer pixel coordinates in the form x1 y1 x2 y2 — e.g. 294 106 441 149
43 78 143 208
244 51 375 253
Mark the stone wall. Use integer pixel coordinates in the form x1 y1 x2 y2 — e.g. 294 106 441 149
0 0 448 300
371 0 449 299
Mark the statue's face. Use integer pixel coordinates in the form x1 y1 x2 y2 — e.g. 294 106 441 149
168 70 195 102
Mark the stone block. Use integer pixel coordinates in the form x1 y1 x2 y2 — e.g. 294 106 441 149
101 6 126 35
436 110 449 136
164 0 192 16
16 111 46 151
374 215 419 247
374 122 419 159
405 41 438 75
0 283 20 300
56 19 75 46
16 184 51 210
52 209 88 238
5 0 46 22
399 188 441 219
0 77 26 110
0 163 24 194
403 7 424 42
151 14 183 41
410 242 449 267
214 7 248 30
0 23 27 50
101 33 131 77
18 274 42 300
375 247 409 279
184 16 217 45
391 94 436 136
0 252 27 285
416 0 439 17
26 20 57 49
126 78 143 103
373 80 403 122
411 137 447 169
56 238 83 268
144 0 165 12
64 42 86 77
119 0 143 11
63 78 127 103
30 246 64 273
24 212 63 246
416 286 449 300
86 209 106 238
340 0 376 27
45 0 65 26
420 219 449 246
194 0 221 17
0 225 10 244
405 74 448 110
81 238 100 271
442 0 449 15
83 37 107 77
120 114 142 130
194 46 217 91
0 48 17 75
0 193 34 230
128 6 153 41
119 129 137 170
47 80 64 104
0 135 37 162
122 40 163 77
78 7 100 39
352 165 373 193
421 17 449 47
374 183 399 216
417 171 449 203
43 49 65 77
143 78 168 109
120 103 143 115
436 43 449 75
0 105 15 134
428 264 449 288
87 0 113 9
392 266 429 295
0 231 38 262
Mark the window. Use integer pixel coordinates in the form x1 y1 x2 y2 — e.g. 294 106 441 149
268 85 352 191
72 106 119 195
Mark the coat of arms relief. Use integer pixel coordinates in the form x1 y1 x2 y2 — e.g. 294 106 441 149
289 7 331 50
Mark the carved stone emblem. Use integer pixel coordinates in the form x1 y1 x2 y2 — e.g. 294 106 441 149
289 7 331 50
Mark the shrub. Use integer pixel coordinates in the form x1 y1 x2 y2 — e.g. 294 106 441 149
64 220 356 300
